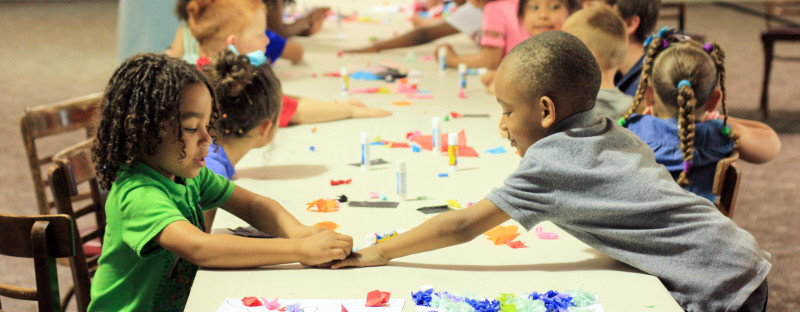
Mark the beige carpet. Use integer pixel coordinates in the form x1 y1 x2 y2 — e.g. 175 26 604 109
0 1 798 311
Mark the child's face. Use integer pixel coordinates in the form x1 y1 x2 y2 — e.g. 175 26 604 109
141 83 213 181
494 62 552 157
522 0 571 36
235 8 270 55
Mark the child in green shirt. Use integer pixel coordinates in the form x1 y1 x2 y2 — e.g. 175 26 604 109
88 53 353 311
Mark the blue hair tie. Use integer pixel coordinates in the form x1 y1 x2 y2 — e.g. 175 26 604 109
677 79 691 90
227 44 267 67
658 26 670 37
643 37 653 48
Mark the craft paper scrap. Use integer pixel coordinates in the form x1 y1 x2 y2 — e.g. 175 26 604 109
314 221 340 231
411 288 603 312
484 225 520 245
505 240 527 249
410 130 478 157
535 226 559 240
306 199 340 212
348 201 399 208
366 290 391 307
416 205 450 214
217 298 405 312
228 226 276 238
241 297 260 307
264 297 281 310
485 146 507 154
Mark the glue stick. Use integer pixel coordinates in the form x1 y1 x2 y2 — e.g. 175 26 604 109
397 160 407 201
365 229 409 245
448 132 458 172
432 117 441 153
458 63 467 88
438 47 447 76
341 67 349 96
361 132 370 171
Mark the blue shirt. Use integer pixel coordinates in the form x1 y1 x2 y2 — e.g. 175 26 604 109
265 30 287 64
614 54 644 97
206 144 235 179
625 114 736 201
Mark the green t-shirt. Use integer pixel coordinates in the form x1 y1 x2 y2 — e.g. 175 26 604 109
88 163 234 312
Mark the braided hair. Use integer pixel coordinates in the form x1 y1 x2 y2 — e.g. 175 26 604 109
92 53 220 190
203 50 282 139
620 27 739 187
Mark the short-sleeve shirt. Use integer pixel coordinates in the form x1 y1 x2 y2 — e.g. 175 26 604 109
88 163 235 311
265 30 287 64
206 143 236 179
625 114 736 202
486 110 769 311
479 0 530 57
445 1 483 44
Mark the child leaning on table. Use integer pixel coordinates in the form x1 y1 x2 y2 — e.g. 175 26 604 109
185 0 391 126
332 32 770 312
619 27 780 202
88 54 353 312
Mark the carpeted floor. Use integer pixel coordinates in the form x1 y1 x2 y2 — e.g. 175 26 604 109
0 1 798 311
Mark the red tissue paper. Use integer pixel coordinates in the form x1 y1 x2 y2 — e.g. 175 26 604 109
365 289 391 307
330 179 352 186
242 296 262 307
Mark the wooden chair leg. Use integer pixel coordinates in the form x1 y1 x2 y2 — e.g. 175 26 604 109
760 34 775 120
61 285 75 311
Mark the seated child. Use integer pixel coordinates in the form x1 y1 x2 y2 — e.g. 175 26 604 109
88 53 353 311
184 0 391 126
619 28 781 202
265 0 329 38
342 0 483 54
332 31 770 312
200 49 284 228
169 0 303 65
480 0 580 92
563 5 632 119
605 0 661 96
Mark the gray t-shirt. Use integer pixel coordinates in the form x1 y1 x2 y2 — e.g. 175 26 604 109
486 110 770 312
593 88 632 119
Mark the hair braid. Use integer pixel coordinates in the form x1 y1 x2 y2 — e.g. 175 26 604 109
621 37 661 123
708 42 740 145
676 83 696 187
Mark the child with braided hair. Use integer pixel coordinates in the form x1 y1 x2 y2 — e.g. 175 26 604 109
619 27 780 202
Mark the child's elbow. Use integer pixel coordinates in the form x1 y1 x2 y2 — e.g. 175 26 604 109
438 212 481 244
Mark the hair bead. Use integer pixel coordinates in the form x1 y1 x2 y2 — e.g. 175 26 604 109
617 117 627 126
720 125 731 136
703 42 713 53
683 161 692 173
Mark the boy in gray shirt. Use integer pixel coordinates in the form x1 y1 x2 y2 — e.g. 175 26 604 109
332 31 769 312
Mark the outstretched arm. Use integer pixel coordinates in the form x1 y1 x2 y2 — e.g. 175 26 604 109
331 199 510 268
727 116 781 164
342 21 459 53
435 44 504 69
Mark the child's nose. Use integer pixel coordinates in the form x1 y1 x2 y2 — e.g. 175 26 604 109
538 8 550 19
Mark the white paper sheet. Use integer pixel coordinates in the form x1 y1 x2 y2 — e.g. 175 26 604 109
217 298 405 312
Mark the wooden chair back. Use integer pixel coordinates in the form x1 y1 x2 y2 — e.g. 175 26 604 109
48 139 107 311
765 1 800 30
20 93 101 215
712 151 742 218
660 3 687 31
0 213 90 312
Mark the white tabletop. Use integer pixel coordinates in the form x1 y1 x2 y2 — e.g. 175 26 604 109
186 2 683 311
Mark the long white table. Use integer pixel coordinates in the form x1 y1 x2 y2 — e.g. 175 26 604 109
185 1 683 310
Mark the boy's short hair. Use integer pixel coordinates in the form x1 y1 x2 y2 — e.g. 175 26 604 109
187 0 265 48
605 0 660 43
562 6 628 72
505 31 601 114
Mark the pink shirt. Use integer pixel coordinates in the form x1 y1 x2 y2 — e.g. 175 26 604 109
480 0 531 56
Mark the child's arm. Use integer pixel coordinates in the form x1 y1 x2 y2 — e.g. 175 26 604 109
342 22 460 54
288 96 392 125
280 41 304 64
727 116 781 164
330 199 510 268
165 26 185 58
435 44 504 69
267 0 329 38
155 186 353 268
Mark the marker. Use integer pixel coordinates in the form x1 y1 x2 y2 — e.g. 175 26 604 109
361 132 370 171
438 47 447 76
458 63 467 99
432 117 441 153
364 229 408 245
340 67 349 96
448 132 458 172
397 160 407 201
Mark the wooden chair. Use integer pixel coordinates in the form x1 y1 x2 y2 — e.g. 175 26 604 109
48 139 107 311
0 213 91 312
20 92 102 215
760 1 800 119
712 151 743 218
660 2 687 32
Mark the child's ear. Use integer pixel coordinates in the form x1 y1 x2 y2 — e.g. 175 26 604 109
644 85 655 107
705 88 722 113
622 15 640 39
225 34 238 47
539 96 557 129
258 119 274 138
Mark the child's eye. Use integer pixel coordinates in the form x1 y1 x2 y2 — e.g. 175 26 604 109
183 127 198 133
552 4 561 10
503 111 512 116
529 5 539 10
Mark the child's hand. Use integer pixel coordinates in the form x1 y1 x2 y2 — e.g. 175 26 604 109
329 245 389 269
351 106 393 119
434 44 457 61
480 70 497 86
299 230 353 266
287 224 327 239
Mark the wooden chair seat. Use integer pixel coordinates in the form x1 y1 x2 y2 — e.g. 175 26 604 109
712 151 742 218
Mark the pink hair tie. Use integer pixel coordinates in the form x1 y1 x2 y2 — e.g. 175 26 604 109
683 161 692 173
